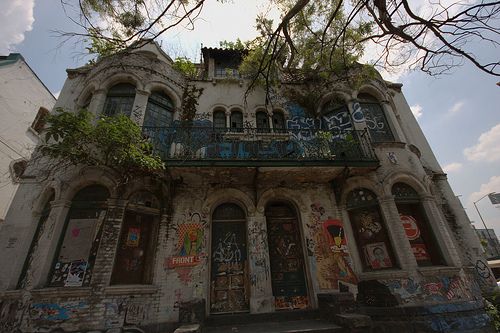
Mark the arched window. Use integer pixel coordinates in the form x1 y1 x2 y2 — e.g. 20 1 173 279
213 110 226 130
321 99 353 134
346 188 397 270
111 191 160 285
358 93 394 142
103 83 136 117
392 183 443 266
256 111 270 133
49 185 110 287
18 190 55 289
272 111 285 133
144 91 174 127
230 110 243 132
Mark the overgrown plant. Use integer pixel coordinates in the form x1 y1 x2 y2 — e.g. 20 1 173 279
173 57 198 79
179 84 204 123
38 109 165 183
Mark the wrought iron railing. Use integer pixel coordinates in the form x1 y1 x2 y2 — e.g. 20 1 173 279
142 126 378 166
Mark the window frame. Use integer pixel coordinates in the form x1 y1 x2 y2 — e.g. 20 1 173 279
144 91 174 127
358 93 395 143
103 83 136 117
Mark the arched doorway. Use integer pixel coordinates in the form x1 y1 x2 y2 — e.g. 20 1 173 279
210 203 249 314
265 201 309 310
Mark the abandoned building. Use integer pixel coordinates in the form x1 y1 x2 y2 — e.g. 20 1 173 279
0 41 496 332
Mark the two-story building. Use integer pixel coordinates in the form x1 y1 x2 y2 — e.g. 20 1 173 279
0 41 496 333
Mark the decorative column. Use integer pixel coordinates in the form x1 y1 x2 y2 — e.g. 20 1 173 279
29 199 72 288
380 100 407 142
420 195 462 267
89 89 107 117
378 195 417 271
131 89 151 126
90 198 128 288
247 213 274 313
225 111 231 129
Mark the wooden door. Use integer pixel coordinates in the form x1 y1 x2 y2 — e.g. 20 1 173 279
210 204 249 313
266 202 309 310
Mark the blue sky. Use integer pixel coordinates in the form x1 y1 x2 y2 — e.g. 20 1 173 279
2 0 500 236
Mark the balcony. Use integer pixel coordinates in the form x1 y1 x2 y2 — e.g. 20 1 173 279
142 126 379 167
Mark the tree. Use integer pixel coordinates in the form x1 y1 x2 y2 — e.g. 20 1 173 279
35 108 165 184
61 0 499 82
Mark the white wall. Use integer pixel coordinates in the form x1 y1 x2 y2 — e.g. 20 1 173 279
0 56 55 220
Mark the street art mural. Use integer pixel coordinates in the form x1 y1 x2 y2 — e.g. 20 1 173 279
103 298 149 328
167 210 209 285
30 301 88 323
307 203 357 290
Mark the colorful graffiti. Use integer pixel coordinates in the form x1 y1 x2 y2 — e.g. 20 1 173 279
308 203 357 290
248 221 270 296
30 301 87 322
382 275 480 305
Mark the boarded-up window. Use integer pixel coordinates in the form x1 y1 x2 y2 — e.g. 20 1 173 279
346 188 397 270
111 191 160 285
48 185 109 287
392 183 443 266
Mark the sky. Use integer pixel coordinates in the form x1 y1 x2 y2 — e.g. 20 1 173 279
2 0 500 236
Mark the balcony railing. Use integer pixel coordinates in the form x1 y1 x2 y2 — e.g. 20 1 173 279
142 126 378 167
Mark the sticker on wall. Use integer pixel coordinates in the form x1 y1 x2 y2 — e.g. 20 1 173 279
64 259 88 287
400 215 420 240
167 223 205 268
126 227 141 247
364 242 392 269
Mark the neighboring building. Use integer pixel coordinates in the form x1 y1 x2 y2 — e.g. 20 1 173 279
0 41 496 332
475 228 500 259
0 53 56 222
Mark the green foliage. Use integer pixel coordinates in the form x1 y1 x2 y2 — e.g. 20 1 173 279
40 109 165 181
485 298 500 331
180 84 204 122
173 57 198 79
219 39 247 50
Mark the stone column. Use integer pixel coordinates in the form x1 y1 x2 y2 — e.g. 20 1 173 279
89 89 107 117
420 195 462 267
380 100 407 142
90 198 128 288
247 214 274 313
132 89 151 126
29 199 72 288
268 112 274 132
378 196 417 271
225 111 231 129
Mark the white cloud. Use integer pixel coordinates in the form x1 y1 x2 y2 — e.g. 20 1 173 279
469 175 500 204
464 123 500 162
0 0 35 53
448 101 464 115
443 162 463 173
410 104 423 119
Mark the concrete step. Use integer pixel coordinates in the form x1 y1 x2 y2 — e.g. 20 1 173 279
204 309 320 326
203 318 344 333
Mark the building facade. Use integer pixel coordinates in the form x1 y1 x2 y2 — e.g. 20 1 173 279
475 228 500 259
0 42 496 332
0 53 56 222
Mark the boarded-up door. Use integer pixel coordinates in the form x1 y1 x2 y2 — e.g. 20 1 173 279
266 202 309 310
210 203 249 313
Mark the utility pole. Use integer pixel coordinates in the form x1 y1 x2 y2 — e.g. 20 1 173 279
474 192 499 257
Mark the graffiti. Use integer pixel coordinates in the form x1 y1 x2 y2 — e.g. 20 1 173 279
125 303 146 325
104 299 126 328
248 222 270 295
213 232 242 264
428 312 490 332
382 275 479 305
6 237 17 249
0 300 23 331
65 259 88 287
475 259 492 280
168 223 205 268
308 203 357 290
387 152 398 164
30 301 87 322
351 102 366 123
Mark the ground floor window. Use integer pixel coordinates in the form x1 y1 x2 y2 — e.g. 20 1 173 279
346 188 397 270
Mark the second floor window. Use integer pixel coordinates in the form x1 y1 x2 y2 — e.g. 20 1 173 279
322 100 353 133
358 93 394 142
213 110 226 130
144 91 174 127
103 83 136 117
230 111 243 132
272 112 285 133
256 111 270 133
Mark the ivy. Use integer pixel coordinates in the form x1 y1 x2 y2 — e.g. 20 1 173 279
179 84 204 123
39 108 165 183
